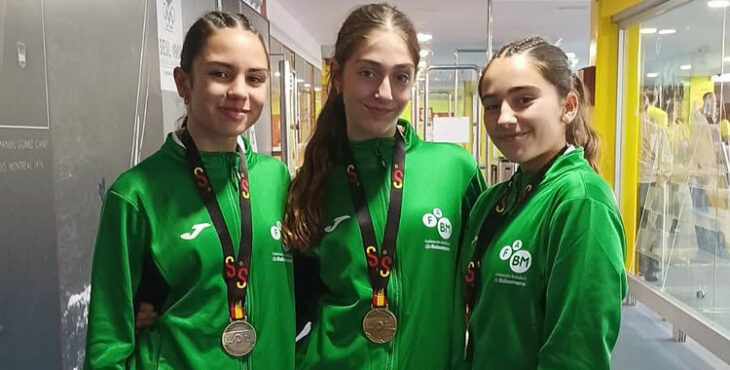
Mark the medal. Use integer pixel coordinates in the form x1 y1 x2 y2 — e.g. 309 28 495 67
343 128 406 344
221 319 257 357
362 307 398 343
180 129 257 357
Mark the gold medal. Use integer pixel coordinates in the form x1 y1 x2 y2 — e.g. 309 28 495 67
362 307 398 343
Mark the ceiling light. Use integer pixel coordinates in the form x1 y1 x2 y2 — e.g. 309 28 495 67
640 28 657 34
304 83 311 88
557 5 587 10
646 73 659 78
419 49 431 58
314 87 322 92
680 64 692 70
712 73 730 82
296 78 305 83
418 60 427 68
273 72 281 77
724 56 730 62
417 33 432 43
708 0 730 8
658 29 677 35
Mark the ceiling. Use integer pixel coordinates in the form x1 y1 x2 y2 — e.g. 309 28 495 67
639 0 730 81
274 0 592 68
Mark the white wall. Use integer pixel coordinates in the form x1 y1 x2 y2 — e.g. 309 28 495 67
267 0 322 67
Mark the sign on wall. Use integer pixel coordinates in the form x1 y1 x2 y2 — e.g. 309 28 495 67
156 0 183 92
433 116 471 143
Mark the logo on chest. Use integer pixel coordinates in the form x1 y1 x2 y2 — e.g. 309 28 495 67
324 215 351 233
498 239 532 274
270 221 282 241
422 208 452 240
270 221 293 256
422 208 453 251
180 223 212 240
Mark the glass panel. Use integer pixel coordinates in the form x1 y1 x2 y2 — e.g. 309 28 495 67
270 38 284 159
424 68 479 143
296 56 314 147
630 0 730 336
424 68 483 172
313 65 322 119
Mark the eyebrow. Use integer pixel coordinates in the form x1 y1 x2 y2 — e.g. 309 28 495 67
205 61 234 69
205 61 269 73
480 85 539 100
355 59 415 70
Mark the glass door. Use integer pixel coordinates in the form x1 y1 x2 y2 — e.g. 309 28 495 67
423 64 488 179
270 53 298 174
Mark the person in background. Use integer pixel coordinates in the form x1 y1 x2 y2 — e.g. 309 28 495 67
702 91 719 124
646 90 669 127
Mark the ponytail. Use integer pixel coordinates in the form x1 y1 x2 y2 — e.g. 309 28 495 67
282 85 347 252
567 74 600 172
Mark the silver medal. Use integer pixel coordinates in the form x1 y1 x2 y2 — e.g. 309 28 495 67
221 319 257 356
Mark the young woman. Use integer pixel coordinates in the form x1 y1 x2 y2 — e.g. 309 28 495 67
85 11 294 369
453 37 627 369
283 4 485 370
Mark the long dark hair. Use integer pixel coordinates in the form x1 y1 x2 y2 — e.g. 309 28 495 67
282 3 419 252
481 37 600 172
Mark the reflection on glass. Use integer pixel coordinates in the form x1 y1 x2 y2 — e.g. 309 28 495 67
633 0 730 336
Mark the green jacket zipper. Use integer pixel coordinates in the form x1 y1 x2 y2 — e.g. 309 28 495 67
377 146 400 370
230 155 250 370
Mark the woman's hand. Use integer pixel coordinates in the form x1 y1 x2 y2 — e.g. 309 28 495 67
135 302 158 330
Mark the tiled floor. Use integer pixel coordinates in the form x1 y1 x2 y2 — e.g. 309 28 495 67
611 302 730 369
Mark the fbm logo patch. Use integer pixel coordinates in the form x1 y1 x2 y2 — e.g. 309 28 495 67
498 240 532 274
422 208 452 240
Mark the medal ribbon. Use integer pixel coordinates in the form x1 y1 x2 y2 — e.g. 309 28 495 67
179 129 253 322
343 128 406 309
463 146 568 336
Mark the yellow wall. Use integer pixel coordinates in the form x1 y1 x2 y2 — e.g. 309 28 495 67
621 25 642 273
593 0 641 271
594 0 640 185
600 0 639 17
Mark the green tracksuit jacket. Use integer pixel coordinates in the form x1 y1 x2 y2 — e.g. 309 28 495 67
452 147 627 370
85 133 295 369
295 120 486 370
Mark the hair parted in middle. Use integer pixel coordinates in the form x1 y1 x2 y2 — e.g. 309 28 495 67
282 3 420 252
